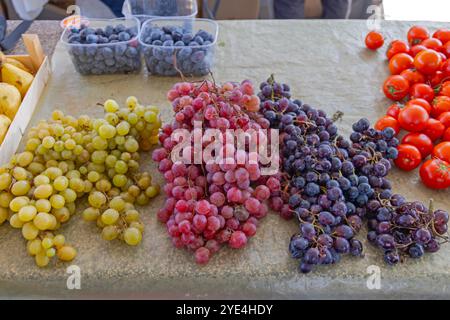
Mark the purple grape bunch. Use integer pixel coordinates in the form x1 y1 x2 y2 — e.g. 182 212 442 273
257 75 449 273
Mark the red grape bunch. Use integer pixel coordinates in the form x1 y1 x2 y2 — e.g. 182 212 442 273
152 80 282 264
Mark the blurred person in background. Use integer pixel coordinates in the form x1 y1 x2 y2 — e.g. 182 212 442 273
274 0 382 19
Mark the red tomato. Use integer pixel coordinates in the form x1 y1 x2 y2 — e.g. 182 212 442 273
444 127 450 141
439 81 450 97
439 52 448 62
407 26 430 46
413 49 442 75
400 68 425 85
406 98 431 114
410 83 435 102
433 29 450 44
440 60 450 78
374 116 401 134
419 158 450 189
422 118 446 141
402 132 434 157
394 144 422 171
365 31 384 50
421 38 443 51
386 103 403 119
438 111 450 127
429 70 445 88
410 45 427 57
398 104 429 132
386 40 410 60
431 96 450 117
383 75 410 101
389 53 414 74
433 141 450 163
442 40 450 58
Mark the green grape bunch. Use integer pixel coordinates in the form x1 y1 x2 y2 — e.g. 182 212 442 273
0 97 161 267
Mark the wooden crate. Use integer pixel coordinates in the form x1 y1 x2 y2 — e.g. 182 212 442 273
0 34 51 165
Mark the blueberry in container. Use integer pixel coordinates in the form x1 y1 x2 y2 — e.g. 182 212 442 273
123 0 198 24
139 18 218 77
61 17 142 75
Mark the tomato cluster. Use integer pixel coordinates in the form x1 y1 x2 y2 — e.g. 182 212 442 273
367 26 450 189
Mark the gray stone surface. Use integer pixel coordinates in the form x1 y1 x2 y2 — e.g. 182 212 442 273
0 20 449 299
7 20 61 55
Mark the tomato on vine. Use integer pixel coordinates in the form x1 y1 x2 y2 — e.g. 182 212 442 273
386 40 410 60
389 53 414 75
375 115 400 134
422 118 446 141
413 49 442 75
420 38 443 51
394 144 422 171
410 83 435 102
400 68 425 85
433 28 450 44
419 158 450 189
407 25 430 45
398 105 429 132
431 96 450 117
402 132 434 157
444 127 450 141
365 31 384 50
433 142 450 163
406 98 431 114
386 103 402 119
438 111 450 127
383 75 410 101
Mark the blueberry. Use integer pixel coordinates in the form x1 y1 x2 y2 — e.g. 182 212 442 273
194 36 204 45
152 40 163 46
114 24 126 33
178 47 192 59
189 41 200 46
172 32 183 42
162 34 173 42
125 47 138 58
182 33 193 44
85 28 96 35
163 40 174 47
68 34 81 43
174 41 185 46
109 34 119 41
101 47 114 59
150 31 162 41
86 34 98 44
118 32 131 42
104 25 114 37
191 50 205 63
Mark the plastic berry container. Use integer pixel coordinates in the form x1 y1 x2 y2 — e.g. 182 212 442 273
61 17 142 75
123 0 198 24
139 17 218 77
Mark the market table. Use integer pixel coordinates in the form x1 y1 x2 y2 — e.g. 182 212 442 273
0 20 449 299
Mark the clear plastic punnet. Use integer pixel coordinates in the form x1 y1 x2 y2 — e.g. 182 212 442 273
123 0 198 23
139 17 218 77
61 17 142 75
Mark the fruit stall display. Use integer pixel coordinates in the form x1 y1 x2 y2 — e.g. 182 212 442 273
0 19 449 298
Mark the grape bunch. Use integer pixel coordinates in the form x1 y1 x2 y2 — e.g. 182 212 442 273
153 79 282 264
258 75 449 272
348 119 448 264
0 96 161 267
258 76 364 273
